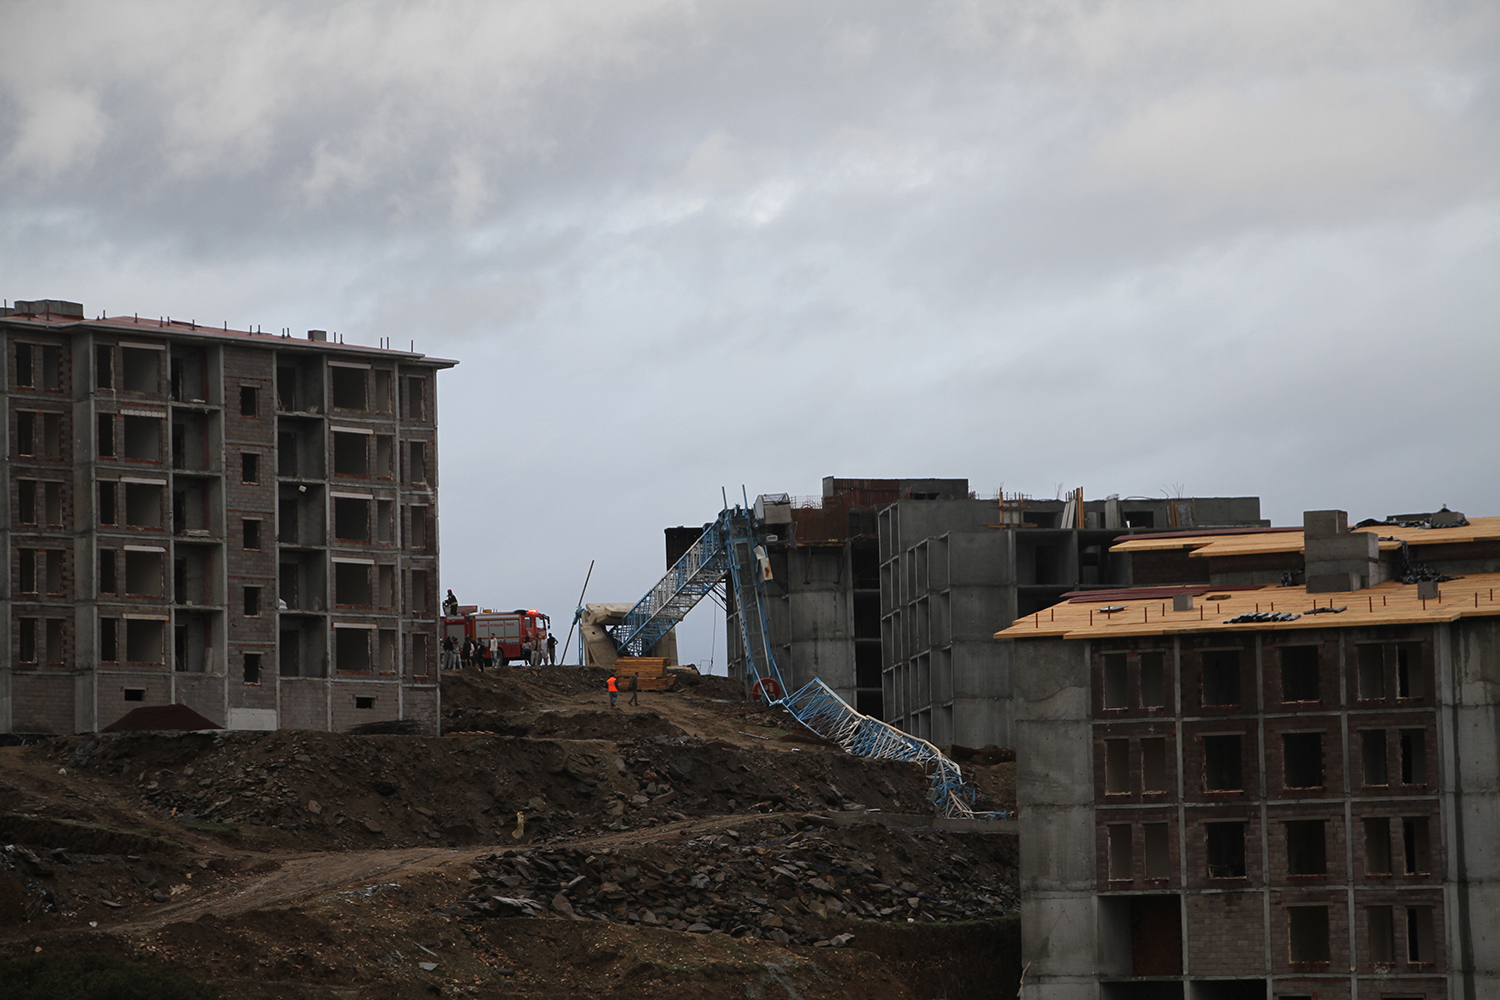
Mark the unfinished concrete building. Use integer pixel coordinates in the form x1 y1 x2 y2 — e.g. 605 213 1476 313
724 477 1264 747
1001 508 1500 998
1 298 454 735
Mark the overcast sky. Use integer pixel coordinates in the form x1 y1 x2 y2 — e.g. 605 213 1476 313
3 1 1497 669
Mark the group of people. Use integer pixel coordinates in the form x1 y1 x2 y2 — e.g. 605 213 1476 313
441 631 558 672
606 672 640 708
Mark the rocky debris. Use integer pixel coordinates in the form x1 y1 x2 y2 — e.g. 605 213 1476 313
448 821 1017 948
38 729 955 850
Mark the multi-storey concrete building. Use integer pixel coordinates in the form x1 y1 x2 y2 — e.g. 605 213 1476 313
1 298 454 735
1002 509 1500 999
725 477 1264 747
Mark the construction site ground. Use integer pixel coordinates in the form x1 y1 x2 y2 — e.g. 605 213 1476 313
0 661 1019 999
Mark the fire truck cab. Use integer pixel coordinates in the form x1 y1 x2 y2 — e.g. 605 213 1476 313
441 607 551 665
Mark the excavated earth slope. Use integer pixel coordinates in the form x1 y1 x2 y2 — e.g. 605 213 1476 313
0 663 1019 999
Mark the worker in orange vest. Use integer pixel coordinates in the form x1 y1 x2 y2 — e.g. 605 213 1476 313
607 674 618 709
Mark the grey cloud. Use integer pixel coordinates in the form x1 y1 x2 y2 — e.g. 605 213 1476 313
2 0 1497 665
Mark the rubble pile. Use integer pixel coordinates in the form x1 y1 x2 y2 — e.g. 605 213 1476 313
40 729 949 849
452 823 1018 947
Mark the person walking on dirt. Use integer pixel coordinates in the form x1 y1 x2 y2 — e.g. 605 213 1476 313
546 633 557 665
628 673 639 707
607 674 619 709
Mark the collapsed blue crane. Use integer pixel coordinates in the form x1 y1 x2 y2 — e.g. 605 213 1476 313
608 504 989 819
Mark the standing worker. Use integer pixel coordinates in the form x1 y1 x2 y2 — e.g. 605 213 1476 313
628 673 639 707
546 633 557 665
607 673 618 709
443 589 459 617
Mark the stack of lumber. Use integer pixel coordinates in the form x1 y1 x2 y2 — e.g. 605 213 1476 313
614 657 677 691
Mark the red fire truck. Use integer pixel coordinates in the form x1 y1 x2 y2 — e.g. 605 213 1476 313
441 606 552 665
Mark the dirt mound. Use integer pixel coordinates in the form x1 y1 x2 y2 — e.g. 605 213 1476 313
34 730 935 851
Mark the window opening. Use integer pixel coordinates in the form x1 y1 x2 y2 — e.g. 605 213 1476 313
44 620 64 663
1357 644 1385 700
1406 907 1434 963
355 696 375 709
1285 820 1327 876
374 369 392 412
377 499 395 543
123 687 145 702
333 432 369 476
1141 737 1168 792
411 569 430 614
123 483 161 528
1202 649 1240 706
18 479 36 523
19 549 37 593
408 440 427 483
1368 905 1395 964
40 345 59 390
333 497 370 541
1279 645 1320 702
1105 738 1130 794
45 549 62 595
1402 817 1431 874
244 586 261 617
1362 730 1388 786
122 415 160 461
96 344 112 389
15 410 35 456
410 505 429 548
42 412 61 458
1204 734 1243 791
1364 817 1392 874
99 549 117 595
404 376 424 419
124 550 164 596
1103 653 1127 709
18 618 38 662
1400 729 1426 785
335 628 372 673
100 619 118 662
1139 651 1165 708
1143 823 1170 879
1287 905 1331 964
43 481 61 526
1397 643 1424 700
377 564 395 607
1107 824 1131 880
243 519 261 550
15 343 33 386
1206 821 1246 878
243 652 261 684
334 562 372 606
240 385 258 417
410 632 430 675
375 435 394 478
378 629 396 673
99 482 117 524
331 366 367 410
125 619 164 664
1283 732 1324 789
121 347 157 393
241 452 259 484
97 413 115 456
